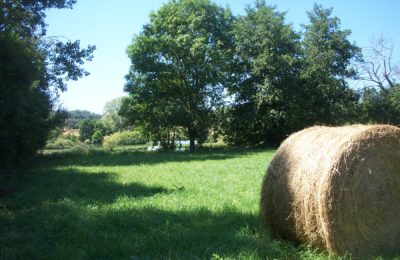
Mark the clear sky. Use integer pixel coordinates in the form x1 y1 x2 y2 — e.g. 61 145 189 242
45 0 400 114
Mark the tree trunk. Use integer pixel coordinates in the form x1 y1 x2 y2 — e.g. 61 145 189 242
189 137 195 152
188 128 196 152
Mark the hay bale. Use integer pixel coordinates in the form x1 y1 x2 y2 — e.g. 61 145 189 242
260 124 400 257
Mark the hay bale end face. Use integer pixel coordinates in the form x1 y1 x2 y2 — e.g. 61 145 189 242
260 125 400 257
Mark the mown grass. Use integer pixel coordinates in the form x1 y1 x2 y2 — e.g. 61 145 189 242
0 147 332 259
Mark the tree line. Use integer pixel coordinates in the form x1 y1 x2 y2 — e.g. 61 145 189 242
65 110 101 129
121 0 400 151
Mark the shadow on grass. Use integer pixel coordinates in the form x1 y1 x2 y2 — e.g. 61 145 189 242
0 147 303 259
36 147 270 168
1 202 301 259
7 168 170 206
1 165 302 259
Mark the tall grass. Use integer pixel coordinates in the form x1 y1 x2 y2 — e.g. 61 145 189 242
1 147 331 259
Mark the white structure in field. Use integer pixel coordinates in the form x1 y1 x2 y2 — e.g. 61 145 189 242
146 140 197 151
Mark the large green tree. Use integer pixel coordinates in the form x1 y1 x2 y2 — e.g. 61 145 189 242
122 0 233 151
0 0 94 176
222 3 361 146
300 4 361 125
222 1 302 146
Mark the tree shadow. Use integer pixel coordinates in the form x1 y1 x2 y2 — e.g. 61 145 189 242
36 148 269 168
1 147 301 259
9 168 171 206
1 166 303 259
2 202 302 259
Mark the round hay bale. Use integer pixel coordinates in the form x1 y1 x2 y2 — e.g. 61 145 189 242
260 124 400 257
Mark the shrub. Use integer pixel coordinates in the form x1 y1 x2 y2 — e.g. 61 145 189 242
91 130 103 144
45 134 79 149
103 130 147 147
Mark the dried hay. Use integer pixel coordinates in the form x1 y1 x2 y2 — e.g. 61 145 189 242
260 124 400 258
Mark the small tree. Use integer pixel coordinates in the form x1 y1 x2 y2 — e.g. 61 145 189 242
79 119 96 142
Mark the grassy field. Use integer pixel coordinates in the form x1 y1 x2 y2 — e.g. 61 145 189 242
0 147 331 259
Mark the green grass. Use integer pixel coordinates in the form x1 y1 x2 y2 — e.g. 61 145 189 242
0 147 331 259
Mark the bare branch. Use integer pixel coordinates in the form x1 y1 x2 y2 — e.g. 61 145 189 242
357 36 399 90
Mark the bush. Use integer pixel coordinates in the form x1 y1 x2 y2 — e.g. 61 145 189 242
45 134 79 149
91 130 103 144
103 130 147 147
359 85 400 125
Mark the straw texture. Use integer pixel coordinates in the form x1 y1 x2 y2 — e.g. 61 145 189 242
261 125 400 257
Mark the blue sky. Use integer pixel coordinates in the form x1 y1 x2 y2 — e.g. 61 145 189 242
45 0 400 114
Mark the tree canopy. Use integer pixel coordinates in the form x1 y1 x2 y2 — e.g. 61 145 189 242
300 4 361 125
122 0 234 151
222 1 302 146
219 3 361 146
0 0 95 176
119 1 395 149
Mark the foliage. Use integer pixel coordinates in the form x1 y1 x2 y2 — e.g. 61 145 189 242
300 4 361 125
0 34 50 171
102 130 148 147
66 110 101 129
94 120 107 136
121 1 366 149
0 0 76 37
122 0 234 151
101 97 127 134
0 0 94 176
91 130 103 144
222 3 361 146
359 85 400 125
78 119 96 142
45 134 79 149
222 1 302 146
78 119 106 143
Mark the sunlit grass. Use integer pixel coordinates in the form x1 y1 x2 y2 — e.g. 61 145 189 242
1 147 332 259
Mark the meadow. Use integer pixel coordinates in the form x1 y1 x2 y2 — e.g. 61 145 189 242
1 147 332 259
